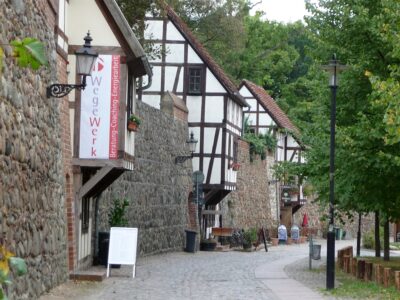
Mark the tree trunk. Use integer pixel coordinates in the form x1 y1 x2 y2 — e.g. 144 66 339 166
375 211 381 257
357 212 361 257
384 217 390 261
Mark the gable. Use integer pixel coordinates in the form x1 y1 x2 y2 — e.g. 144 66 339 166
68 1 120 47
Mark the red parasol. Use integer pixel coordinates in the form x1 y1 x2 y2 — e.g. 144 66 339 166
302 213 309 227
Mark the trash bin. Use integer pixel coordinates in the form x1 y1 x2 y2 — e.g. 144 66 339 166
98 232 110 266
291 225 300 241
185 229 197 253
335 227 343 240
311 244 321 260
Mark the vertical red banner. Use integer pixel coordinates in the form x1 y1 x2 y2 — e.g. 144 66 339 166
109 55 120 159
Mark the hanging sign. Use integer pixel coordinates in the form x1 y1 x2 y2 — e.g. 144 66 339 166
79 55 120 159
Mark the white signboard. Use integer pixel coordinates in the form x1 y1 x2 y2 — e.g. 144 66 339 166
107 227 138 278
79 55 120 159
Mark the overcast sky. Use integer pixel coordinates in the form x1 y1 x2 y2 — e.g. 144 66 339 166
251 0 309 23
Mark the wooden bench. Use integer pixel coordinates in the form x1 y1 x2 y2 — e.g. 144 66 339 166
211 227 233 237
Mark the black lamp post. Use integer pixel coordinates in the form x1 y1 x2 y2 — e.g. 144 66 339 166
323 54 346 290
47 32 98 98
175 131 198 164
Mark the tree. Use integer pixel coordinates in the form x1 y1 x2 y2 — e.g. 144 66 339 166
302 0 400 260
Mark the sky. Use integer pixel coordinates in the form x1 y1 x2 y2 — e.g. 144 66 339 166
251 0 310 23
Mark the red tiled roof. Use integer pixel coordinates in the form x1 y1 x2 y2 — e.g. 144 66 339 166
164 4 247 107
241 80 299 134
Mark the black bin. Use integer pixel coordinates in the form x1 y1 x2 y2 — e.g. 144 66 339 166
98 232 110 266
185 229 197 253
312 244 321 260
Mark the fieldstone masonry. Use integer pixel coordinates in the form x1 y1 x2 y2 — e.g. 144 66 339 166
0 1 68 299
221 139 274 230
99 101 192 256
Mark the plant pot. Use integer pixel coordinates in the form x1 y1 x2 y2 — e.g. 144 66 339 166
271 238 279 246
200 241 217 251
127 121 138 132
242 241 252 250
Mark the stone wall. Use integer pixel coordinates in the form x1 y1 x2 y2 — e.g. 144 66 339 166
0 1 68 299
296 197 376 239
98 101 192 256
221 140 274 230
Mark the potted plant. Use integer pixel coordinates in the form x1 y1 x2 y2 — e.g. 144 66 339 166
108 198 129 227
242 228 257 251
231 162 240 171
200 237 217 251
98 198 129 267
127 114 141 132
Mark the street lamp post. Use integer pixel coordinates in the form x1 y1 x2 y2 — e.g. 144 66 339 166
322 54 346 290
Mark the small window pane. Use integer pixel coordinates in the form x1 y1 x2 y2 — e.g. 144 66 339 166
189 68 201 94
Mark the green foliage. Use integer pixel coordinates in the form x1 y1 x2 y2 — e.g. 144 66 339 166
244 132 277 161
8 258 27 277
242 228 257 245
0 246 27 300
129 114 141 125
108 198 129 227
272 161 303 185
11 38 48 69
362 227 383 250
328 268 399 299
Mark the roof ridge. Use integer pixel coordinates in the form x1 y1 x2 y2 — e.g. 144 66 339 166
241 80 299 134
163 3 247 107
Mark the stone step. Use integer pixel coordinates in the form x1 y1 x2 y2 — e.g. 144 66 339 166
69 269 106 282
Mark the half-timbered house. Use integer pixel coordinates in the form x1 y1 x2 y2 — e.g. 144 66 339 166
239 80 305 228
56 0 151 271
142 4 248 209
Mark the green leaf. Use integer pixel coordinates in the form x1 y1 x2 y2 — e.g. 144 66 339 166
10 38 48 70
9 257 27 276
0 287 7 300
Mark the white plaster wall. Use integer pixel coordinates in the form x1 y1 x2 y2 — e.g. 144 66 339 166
206 69 225 93
164 66 178 92
239 86 252 97
145 20 163 40
147 66 161 92
204 96 224 123
203 127 222 154
68 0 119 46
204 157 221 184
187 96 202 123
166 22 185 41
165 44 185 63
142 95 161 109
287 135 299 147
188 46 202 64
246 98 258 111
259 113 275 126
246 113 257 126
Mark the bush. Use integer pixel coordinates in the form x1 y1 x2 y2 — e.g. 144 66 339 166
243 228 257 246
362 227 383 249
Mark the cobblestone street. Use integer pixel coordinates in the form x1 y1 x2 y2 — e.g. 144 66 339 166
40 239 363 300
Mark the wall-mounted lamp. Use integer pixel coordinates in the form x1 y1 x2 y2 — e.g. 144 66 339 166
175 131 198 164
47 32 98 98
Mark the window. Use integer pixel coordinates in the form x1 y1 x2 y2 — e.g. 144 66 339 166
188 67 202 94
82 198 90 234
